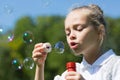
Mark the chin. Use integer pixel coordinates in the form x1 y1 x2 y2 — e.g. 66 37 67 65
72 49 83 56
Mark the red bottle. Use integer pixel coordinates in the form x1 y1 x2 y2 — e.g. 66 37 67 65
66 62 76 72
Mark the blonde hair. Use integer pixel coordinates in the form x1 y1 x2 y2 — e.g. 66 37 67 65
70 4 106 28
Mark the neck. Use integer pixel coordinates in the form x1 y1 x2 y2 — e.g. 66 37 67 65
83 47 104 65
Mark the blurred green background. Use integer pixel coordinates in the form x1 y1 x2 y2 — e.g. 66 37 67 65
0 15 120 80
0 0 120 80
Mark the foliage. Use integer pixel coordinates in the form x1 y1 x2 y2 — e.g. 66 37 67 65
0 16 120 80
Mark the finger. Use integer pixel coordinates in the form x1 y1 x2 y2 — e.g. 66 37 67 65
66 76 74 80
66 75 79 80
33 57 45 64
65 72 75 79
66 71 76 76
32 52 42 58
34 43 43 48
32 52 47 59
32 47 45 54
65 72 81 80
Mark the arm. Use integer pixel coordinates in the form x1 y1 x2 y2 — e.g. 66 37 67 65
34 64 45 80
32 43 48 80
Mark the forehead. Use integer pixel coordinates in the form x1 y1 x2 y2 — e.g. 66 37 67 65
65 9 90 27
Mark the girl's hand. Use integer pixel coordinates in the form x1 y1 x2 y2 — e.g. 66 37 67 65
65 71 85 80
32 43 51 67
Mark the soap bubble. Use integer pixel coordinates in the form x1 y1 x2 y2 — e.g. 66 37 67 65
0 25 4 35
23 31 34 44
22 41 64 70
12 59 22 70
7 34 14 42
41 0 52 7
4 4 13 14
68 3 81 12
0 28 3 34
54 41 65 54
43 1 50 7
23 57 34 70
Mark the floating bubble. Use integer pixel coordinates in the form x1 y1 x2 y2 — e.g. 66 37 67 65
54 41 65 54
23 31 34 44
0 28 3 33
22 41 64 70
41 0 51 7
44 1 50 7
23 57 34 70
12 59 22 70
4 4 13 14
69 3 81 11
7 34 14 42
0 25 4 34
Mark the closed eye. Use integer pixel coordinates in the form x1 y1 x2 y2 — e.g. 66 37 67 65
74 24 87 31
65 29 70 36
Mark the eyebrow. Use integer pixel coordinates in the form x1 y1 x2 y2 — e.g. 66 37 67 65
65 22 88 30
73 23 88 28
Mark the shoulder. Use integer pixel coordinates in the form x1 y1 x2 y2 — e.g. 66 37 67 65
112 55 120 67
112 55 120 64
108 55 120 74
108 55 120 67
111 56 120 79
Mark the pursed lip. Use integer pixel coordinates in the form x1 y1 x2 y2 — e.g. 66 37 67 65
69 42 79 49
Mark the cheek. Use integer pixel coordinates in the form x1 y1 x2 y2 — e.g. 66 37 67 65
77 31 88 43
77 29 98 46
83 30 99 45
66 36 70 44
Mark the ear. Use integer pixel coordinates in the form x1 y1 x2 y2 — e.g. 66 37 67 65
98 25 105 39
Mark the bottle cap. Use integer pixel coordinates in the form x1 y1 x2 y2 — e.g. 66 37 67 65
66 62 76 71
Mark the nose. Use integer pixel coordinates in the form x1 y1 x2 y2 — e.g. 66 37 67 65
70 32 76 40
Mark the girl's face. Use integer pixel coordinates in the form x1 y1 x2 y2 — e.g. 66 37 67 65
65 10 100 56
